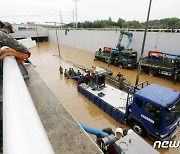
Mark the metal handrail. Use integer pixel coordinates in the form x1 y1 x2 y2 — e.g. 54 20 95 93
46 27 180 33
3 56 54 154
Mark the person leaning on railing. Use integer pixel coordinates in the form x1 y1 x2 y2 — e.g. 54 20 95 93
0 21 4 29
0 22 31 77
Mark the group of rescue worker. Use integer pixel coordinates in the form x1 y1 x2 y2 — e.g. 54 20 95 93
59 66 97 86
95 127 131 153
59 66 82 79
0 20 31 152
64 68 82 79
59 65 127 90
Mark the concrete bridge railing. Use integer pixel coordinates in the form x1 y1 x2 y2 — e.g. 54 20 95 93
3 56 54 154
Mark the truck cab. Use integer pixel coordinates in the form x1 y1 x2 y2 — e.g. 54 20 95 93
114 49 137 68
128 83 180 141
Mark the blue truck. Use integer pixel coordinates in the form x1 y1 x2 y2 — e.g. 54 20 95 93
77 68 180 141
126 81 180 141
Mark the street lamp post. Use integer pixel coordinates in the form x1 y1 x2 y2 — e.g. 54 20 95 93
36 24 40 48
135 0 152 86
45 22 62 58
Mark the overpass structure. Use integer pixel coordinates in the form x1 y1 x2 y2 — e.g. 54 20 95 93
11 24 48 41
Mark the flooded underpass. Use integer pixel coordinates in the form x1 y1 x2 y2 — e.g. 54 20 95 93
30 42 180 154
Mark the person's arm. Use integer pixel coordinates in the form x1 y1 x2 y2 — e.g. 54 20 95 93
0 31 29 54
0 47 31 64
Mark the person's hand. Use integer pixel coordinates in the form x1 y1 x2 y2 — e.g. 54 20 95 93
0 46 11 54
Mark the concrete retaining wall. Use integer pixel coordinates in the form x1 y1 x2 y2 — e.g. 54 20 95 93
48 29 180 57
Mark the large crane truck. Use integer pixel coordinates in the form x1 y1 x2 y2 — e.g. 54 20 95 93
140 51 180 84
94 29 137 68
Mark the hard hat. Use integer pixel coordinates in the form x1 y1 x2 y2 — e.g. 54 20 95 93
115 127 123 135
3 22 14 33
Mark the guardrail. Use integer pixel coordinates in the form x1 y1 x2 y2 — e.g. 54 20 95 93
3 56 54 154
46 27 180 33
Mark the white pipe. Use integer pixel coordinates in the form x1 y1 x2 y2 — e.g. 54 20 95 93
3 56 54 154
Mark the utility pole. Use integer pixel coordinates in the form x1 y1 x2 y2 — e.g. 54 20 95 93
73 0 79 28
59 10 63 29
55 22 61 58
73 11 75 29
135 0 152 86
36 24 40 47
45 22 61 58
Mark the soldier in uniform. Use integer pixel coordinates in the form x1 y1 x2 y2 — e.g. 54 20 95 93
116 72 123 81
1 22 14 34
76 70 81 76
0 22 31 77
59 66 63 74
64 69 69 79
119 75 126 90
0 22 30 55
0 21 4 29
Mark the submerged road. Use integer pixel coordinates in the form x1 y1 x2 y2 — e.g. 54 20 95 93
30 42 180 154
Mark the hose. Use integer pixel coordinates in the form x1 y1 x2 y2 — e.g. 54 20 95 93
78 122 107 138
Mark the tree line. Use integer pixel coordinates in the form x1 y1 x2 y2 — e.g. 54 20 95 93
64 17 180 29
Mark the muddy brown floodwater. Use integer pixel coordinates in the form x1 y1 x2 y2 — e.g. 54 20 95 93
30 42 180 154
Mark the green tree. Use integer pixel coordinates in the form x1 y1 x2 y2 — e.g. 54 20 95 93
117 18 125 28
93 20 103 28
83 21 93 28
64 17 180 29
167 18 179 29
176 21 180 28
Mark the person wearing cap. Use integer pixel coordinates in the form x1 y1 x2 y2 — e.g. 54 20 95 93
0 21 4 29
0 22 31 79
0 22 31 62
2 22 14 34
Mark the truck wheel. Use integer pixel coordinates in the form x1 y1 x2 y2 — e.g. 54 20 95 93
149 69 158 76
131 122 146 136
119 63 124 69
